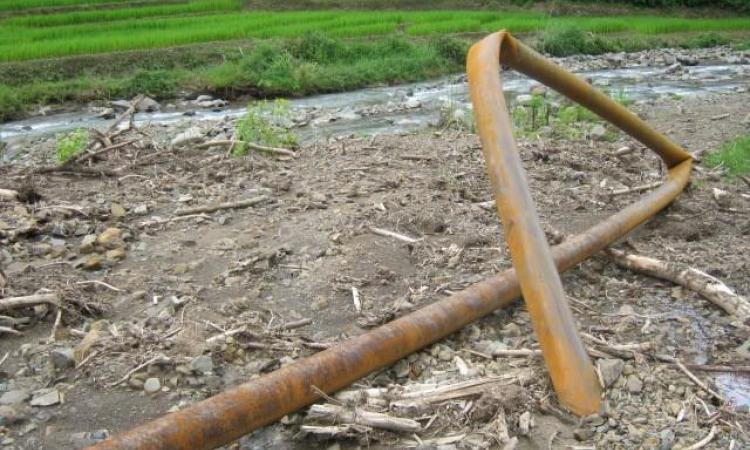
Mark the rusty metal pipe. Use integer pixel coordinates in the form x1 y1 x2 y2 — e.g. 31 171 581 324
90 31 692 450
468 31 601 415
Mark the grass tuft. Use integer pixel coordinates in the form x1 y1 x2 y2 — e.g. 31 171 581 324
55 128 88 162
705 136 750 177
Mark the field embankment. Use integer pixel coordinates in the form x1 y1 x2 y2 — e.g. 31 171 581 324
1 0 750 121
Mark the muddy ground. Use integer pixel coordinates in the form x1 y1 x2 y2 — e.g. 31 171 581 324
0 89 748 449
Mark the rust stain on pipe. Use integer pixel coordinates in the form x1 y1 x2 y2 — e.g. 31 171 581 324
89 31 692 450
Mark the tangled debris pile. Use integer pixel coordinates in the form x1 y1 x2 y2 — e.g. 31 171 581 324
0 89 748 449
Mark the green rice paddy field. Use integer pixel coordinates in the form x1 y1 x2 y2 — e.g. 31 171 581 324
1 0 749 120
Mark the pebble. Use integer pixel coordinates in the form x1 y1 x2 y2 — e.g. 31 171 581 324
133 204 149 215
626 374 643 393
597 358 624 388
82 255 103 271
70 429 109 448
0 390 30 405
143 378 161 394
30 389 60 407
190 355 214 375
110 203 126 218
79 235 97 253
96 227 123 249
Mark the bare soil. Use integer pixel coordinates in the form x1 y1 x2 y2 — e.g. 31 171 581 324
0 92 748 449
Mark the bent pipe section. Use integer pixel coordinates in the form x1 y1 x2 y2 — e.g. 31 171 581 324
89 32 692 450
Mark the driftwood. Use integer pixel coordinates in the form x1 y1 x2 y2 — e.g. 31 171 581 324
369 227 422 244
174 195 268 216
306 403 421 433
195 140 295 157
608 249 750 323
0 293 60 311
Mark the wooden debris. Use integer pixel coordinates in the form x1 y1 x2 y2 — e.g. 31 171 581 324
369 227 422 244
306 403 421 433
174 195 269 216
608 249 750 323
195 140 295 157
351 287 362 313
681 425 717 450
0 292 60 311
610 181 663 196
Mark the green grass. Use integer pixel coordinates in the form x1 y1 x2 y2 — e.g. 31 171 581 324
705 136 750 177
55 128 88 162
0 0 136 12
0 10 748 62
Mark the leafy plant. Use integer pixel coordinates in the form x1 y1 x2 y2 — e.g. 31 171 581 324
234 100 297 157
56 128 88 162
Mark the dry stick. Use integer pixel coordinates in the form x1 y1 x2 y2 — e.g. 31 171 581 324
72 139 136 165
174 195 268 216
0 326 22 336
680 425 717 450
206 327 246 345
610 181 663 196
195 140 295 157
273 318 312 331
306 404 421 433
108 354 170 387
369 227 422 244
138 214 210 228
351 287 362 314
0 293 60 311
48 308 62 343
684 364 750 374
75 280 124 292
0 188 19 202
106 95 142 135
607 249 750 322
614 146 636 157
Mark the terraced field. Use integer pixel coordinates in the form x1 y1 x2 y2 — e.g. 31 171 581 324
2 0 749 62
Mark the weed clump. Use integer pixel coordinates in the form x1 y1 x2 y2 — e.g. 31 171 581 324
56 128 88 162
705 135 750 178
234 100 297 157
536 25 613 57
681 32 730 49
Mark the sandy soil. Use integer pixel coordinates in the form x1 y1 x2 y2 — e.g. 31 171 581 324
0 91 748 449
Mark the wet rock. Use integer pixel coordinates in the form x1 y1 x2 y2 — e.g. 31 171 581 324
0 390 30 405
597 358 624 388
97 108 116 120
171 127 204 148
136 96 160 113
144 378 161 393
50 347 75 370
197 99 228 109
676 55 698 66
626 374 643 393
404 98 422 109
70 429 109 448
665 63 682 74
30 389 60 407
190 355 214 375
194 95 213 103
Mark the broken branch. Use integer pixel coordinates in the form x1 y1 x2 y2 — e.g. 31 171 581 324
0 293 60 311
174 195 268 216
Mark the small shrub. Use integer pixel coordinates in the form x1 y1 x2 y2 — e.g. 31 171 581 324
536 25 614 57
234 100 297 157
705 135 750 177
56 128 88 163
430 36 470 66
125 70 177 97
681 32 730 49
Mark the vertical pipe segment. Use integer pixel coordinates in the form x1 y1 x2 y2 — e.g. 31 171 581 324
467 31 600 415
88 31 692 450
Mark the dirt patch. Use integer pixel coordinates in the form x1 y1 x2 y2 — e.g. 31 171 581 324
0 92 748 449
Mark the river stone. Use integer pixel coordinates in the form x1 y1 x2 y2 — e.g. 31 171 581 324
135 96 160 113
110 203 126 218
143 378 161 394
30 389 60 407
96 227 122 248
170 127 204 148
626 374 643 393
194 95 213 103
50 347 76 370
404 98 422 109
0 390 30 405
597 358 624 388
190 355 214 375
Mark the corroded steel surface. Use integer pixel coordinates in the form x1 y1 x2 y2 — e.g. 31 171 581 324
89 31 692 450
